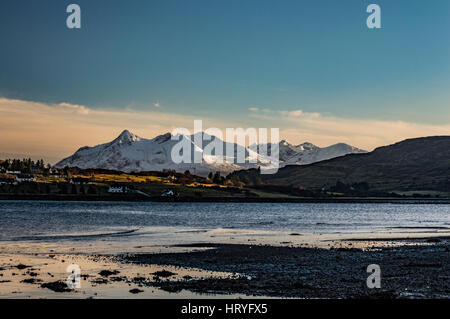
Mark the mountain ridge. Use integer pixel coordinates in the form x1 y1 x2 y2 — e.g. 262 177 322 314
55 129 367 176
229 135 450 193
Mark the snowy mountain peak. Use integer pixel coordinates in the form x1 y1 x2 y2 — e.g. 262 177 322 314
296 142 318 151
325 143 365 153
114 130 141 144
55 130 367 176
152 132 172 144
279 140 295 148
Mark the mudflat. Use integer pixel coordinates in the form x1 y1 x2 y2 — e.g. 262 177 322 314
122 238 450 299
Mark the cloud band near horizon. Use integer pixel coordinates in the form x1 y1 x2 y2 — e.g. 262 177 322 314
1 97 449 164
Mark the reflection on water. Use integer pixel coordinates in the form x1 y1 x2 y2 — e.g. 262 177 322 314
0 201 449 244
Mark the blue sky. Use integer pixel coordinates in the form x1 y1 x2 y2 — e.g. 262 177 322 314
0 0 449 161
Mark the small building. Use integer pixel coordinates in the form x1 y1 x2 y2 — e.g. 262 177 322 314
6 170 21 174
16 174 35 183
108 186 128 193
70 177 90 185
49 169 67 178
49 172 67 179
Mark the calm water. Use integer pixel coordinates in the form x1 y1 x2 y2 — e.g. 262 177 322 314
0 201 449 242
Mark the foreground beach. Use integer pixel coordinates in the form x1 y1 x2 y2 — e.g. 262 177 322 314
123 238 450 298
1 233 449 299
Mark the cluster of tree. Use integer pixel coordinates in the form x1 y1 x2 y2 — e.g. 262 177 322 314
170 170 205 185
205 171 264 188
250 184 320 197
58 183 102 195
0 158 49 173
208 172 226 185
322 181 398 197
0 181 106 195
327 181 370 194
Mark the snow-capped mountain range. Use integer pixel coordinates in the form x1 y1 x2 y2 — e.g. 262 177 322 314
274 140 366 166
54 130 366 176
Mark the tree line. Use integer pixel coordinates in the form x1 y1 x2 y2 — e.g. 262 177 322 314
0 158 50 173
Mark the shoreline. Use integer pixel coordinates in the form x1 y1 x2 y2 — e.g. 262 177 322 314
1 194 450 204
1 234 449 299
1 200 449 299
121 238 450 299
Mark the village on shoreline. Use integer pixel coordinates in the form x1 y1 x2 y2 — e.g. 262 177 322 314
1 158 449 202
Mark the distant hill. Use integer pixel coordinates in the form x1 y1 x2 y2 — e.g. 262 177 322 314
258 140 366 166
230 136 450 193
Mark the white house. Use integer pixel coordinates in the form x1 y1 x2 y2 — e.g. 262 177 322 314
6 170 21 174
15 174 35 182
69 177 90 185
108 186 128 193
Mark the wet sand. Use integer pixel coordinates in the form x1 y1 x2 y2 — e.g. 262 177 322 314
0 250 245 299
1 229 449 299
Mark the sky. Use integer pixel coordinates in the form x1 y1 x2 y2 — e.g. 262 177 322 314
0 0 449 163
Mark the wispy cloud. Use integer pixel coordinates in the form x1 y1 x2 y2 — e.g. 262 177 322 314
249 107 319 118
0 98 208 162
248 107 450 150
57 102 90 115
1 97 450 164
